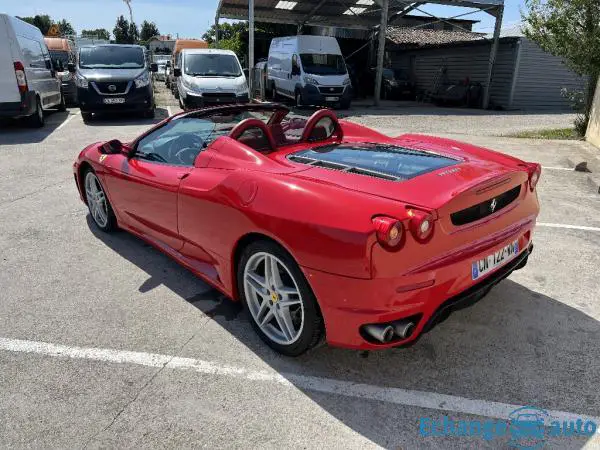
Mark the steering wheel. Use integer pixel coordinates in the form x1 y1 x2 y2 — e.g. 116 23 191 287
301 109 344 143
167 133 204 165
229 118 276 152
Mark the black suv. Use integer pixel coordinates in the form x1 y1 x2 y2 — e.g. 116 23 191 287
69 44 157 121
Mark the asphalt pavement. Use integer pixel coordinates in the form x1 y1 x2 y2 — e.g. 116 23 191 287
0 102 599 449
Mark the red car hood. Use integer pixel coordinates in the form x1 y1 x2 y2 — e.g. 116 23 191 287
282 134 528 213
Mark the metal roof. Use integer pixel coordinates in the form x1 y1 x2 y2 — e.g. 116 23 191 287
217 0 504 30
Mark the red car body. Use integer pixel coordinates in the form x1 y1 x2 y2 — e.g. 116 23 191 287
73 104 541 350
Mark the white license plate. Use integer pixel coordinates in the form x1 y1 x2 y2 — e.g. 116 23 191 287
471 240 519 280
103 97 125 104
325 96 339 102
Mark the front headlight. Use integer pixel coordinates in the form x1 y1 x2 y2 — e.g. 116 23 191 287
343 77 352 86
236 84 249 95
75 74 88 89
134 72 150 88
304 75 319 85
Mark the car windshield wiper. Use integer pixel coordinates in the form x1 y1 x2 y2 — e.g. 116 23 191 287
137 151 167 163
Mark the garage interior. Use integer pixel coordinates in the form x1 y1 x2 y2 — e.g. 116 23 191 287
215 0 505 108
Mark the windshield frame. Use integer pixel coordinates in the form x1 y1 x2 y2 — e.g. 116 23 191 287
183 53 243 78
78 46 146 70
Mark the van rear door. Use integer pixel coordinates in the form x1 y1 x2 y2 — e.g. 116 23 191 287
0 15 20 104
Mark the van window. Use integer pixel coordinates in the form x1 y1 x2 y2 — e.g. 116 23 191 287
17 36 46 68
299 54 347 76
184 54 241 77
79 46 145 69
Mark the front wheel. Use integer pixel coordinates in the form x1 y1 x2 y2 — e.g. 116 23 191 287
295 91 303 108
84 169 117 232
238 241 324 356
57 92 67 112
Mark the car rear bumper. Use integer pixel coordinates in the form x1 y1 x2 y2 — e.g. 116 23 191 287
300 84 353 106
77 85 153 113
303 226 535 350
0 92 37 118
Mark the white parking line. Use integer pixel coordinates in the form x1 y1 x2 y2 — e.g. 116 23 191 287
538 223 600 232
55 111 80 131
541 166 573 171
1 336 598 427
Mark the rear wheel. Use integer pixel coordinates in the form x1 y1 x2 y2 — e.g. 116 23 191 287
28 97 44 128
84 169 117 232
238 241 324 356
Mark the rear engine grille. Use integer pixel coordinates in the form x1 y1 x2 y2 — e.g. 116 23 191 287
450 185 521 226
318 86 344 95
93 81 130 94
288 154 402 181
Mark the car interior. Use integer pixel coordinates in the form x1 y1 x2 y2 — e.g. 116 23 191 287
133 105 343 166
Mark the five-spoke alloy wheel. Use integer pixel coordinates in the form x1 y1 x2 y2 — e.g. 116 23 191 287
238 241 323 356
84 169 117 232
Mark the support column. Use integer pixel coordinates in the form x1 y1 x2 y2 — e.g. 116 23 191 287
215 15 220 47
248 0 255 70
483 5 503 109
374 0 389 106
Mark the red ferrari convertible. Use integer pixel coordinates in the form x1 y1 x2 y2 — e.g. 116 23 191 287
74 103 541 355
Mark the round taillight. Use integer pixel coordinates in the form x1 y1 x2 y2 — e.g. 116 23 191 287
529 167 541 191
372 216 404 248
408 209 434 242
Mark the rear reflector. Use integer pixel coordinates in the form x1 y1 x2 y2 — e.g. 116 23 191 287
14 61 27 93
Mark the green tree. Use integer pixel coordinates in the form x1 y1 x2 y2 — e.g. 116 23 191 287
18 14 52 35
56 19 75 36
522 0 600 131
113 15 130 43
129 21 140 43
140 20 160 42
82 28 111 41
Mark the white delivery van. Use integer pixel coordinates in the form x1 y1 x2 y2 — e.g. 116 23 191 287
0 14 65 127
174 48 249 110
267 35 352 109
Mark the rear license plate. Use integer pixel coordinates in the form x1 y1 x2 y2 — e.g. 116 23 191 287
471 240 519 280
103 97 125 104
325 96 338 102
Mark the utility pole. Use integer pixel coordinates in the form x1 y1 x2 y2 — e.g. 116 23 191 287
123 0 134 24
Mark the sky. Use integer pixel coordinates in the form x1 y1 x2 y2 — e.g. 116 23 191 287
0 0 527 39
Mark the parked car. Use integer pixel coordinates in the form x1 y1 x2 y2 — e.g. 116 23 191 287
267 35 353 108
154 61 167 82
175 48 249 110
168 39 208 96
45 37 78 105
165 61 172 87
0 14 65 127
379 68 416 100
73 103 541 356
70 44 158 122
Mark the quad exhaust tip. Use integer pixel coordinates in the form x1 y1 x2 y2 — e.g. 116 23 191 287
363 319 415 343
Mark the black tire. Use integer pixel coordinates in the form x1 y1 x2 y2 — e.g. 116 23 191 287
28 96 44 128
81 112 92 123
237 240 324 356
143 107 155 118
57 92 67 112
83 168 117 232
295 90 303 108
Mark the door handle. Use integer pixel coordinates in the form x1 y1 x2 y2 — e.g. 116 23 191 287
177 172 190 180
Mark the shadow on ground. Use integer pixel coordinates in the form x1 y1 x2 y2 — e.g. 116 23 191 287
81 107 170 127
0 110 71 145
87 216 599 449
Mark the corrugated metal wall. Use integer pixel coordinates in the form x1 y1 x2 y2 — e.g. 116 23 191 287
389 39 517 109
511 38 586 111
389 37 586 110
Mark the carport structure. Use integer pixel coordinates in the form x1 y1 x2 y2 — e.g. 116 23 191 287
216 0 504 108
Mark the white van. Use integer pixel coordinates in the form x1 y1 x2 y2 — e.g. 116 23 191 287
0 14 65 127
267 35 352 109
175 48 249 110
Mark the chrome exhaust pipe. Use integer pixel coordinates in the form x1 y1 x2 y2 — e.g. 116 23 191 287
393 320 415 339
363 324 395 343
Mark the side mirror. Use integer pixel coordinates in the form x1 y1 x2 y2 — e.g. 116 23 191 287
101 139 132 156
173 68 181 77
67 63 76 73
150 63 158 72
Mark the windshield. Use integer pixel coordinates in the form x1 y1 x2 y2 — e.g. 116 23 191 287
79 46 145 69
184 54 242 77
299 54 347 76
49 50 70 66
